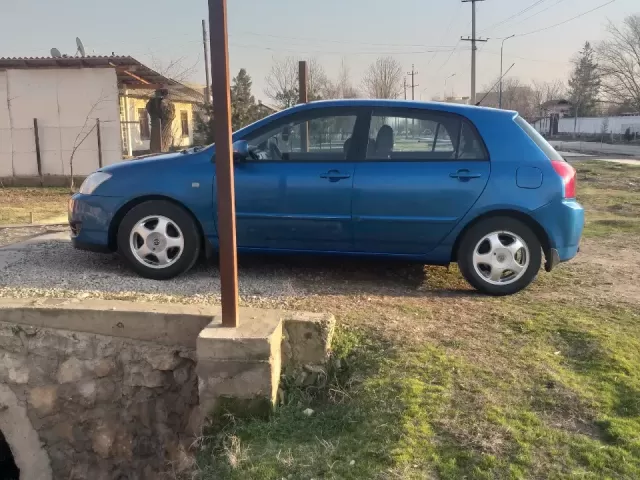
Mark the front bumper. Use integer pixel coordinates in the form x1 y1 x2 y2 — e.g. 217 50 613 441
68 194 123 252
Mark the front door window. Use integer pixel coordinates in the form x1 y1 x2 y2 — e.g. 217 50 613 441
246 113 357 161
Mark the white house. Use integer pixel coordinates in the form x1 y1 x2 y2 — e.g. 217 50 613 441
0 56 203 185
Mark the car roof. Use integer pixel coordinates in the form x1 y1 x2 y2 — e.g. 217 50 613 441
287 99 516 118
234 99 517 140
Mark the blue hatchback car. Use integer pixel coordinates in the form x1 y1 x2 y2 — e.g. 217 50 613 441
69 99 583 295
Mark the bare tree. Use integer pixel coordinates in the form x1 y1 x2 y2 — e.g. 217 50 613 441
597 14 640 112
69 92 110 192
326 59 359 99
362 57 404 99
479 77 537 119
150 55 199 84
264 57 330 108
531 80 566 118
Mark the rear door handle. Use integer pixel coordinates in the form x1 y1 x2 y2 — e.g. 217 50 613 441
320 170 351 182
450 169 482 180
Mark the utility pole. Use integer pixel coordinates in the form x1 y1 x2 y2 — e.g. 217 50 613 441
407 64 419 100
461 0 487 104
202 19 211 106
403 78 408 138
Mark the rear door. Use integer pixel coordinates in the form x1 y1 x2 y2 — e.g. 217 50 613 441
234 107 366 252
352 107 490 255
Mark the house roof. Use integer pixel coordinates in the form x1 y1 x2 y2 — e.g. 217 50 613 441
0 55 204 103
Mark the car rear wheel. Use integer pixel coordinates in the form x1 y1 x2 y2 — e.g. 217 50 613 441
457 217 541 296
117 200 201 280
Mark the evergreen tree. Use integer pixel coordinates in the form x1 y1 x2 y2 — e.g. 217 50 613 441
231 69 261 131
194 68 267 144
567 42 601 118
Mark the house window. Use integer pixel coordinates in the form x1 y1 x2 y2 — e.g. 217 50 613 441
138 108 150 140
180 111 189 137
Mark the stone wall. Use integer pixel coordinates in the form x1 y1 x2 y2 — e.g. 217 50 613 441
0 299 335 479
0 322 197 479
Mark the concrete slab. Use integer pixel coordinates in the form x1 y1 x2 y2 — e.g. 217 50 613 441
195 309 284 423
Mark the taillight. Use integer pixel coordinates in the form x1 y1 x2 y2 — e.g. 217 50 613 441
551 160 576 198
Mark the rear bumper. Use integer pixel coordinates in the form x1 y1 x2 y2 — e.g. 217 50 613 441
532 198 584 263
68 194 123 252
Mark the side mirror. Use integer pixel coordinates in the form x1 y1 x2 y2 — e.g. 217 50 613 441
232 140 250 162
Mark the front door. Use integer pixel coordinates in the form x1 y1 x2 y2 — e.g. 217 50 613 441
352 108 490 255
234 107 365 252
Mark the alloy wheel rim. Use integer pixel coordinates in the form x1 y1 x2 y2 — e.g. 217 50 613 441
129 215 184 269
472 231 530 286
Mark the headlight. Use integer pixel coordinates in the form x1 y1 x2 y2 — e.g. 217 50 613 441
79 172 112 195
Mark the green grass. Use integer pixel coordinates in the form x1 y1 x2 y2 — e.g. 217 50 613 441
196 302 640 479
0 187 70 225
575 161 640 237
186 158 640 479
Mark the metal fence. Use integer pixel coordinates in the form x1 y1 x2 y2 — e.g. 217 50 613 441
0 119 121 180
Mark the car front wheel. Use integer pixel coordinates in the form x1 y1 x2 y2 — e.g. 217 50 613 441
457 217 542 296
117 200 201 280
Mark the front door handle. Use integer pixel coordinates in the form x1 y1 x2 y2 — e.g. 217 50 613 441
450 169 482 181
320 170 351 182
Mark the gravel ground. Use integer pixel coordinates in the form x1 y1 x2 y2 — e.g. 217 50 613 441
0 232 427 306
0 225 68 247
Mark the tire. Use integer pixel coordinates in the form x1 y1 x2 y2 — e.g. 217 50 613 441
117 200 201 280
457 216 542 296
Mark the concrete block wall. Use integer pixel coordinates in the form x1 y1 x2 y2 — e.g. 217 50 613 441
0 299 335 478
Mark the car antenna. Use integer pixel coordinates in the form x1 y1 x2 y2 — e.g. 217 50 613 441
476 63 515 106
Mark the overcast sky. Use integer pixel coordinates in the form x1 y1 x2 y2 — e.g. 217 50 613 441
1 0 636 102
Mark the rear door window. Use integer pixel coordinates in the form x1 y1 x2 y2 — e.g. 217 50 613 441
366 108 487 161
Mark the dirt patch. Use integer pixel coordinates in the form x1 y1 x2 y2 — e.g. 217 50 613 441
0 187 69 225
0 226 69 248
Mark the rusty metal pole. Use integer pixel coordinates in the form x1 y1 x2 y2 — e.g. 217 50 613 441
209 0 239 327
298 61 309 152
33 118 43 186
96 118 103 169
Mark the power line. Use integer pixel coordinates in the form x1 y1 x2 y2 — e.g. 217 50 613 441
509 0 571 28
481 0 548 34
439 39 462 70
427 2 464 68
512 0 616 37
230 30 458 49
228 42 464 56
482 49 572 65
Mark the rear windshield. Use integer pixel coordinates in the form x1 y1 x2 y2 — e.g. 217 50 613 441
515 116 563 161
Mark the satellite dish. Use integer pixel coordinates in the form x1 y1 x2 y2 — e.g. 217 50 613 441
76 37 86 57
51 48 62 58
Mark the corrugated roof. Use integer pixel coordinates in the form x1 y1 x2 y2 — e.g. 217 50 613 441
0 55 204 103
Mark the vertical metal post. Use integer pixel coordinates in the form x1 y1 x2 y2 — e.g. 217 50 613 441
123 91 133 157
298 61 309 152
202 19 212 106
499 35 515 109
96 118 103 168
33 118 43 186
209 0 239 327
471 0 476 104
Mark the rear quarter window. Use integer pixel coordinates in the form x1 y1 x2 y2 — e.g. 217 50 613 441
515 116 563 161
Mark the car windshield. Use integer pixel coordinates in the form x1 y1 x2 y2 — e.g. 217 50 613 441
515 116 563 161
